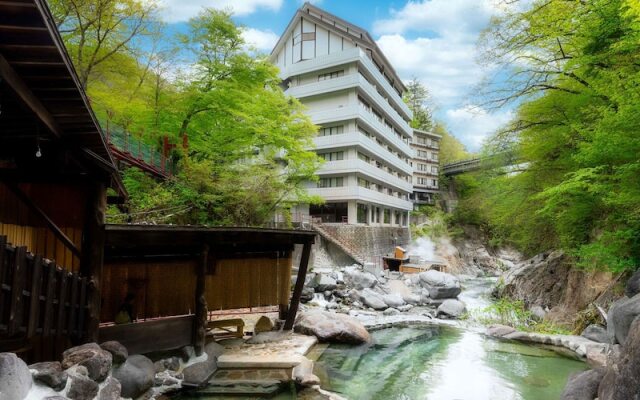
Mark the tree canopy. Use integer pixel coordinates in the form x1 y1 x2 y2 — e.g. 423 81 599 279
455 0 640 272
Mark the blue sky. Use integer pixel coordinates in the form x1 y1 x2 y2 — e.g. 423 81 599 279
158 0 516 152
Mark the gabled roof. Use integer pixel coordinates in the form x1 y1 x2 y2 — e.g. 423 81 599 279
270 2 407 93
0 0 124 193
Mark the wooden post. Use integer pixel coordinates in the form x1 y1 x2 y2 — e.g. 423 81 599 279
284 241 312 330
80 181 107 343
194 244 209 356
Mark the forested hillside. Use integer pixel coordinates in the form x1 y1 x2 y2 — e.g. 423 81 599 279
453 0 640 272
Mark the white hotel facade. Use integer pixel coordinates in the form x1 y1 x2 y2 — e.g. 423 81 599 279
271 3 414 226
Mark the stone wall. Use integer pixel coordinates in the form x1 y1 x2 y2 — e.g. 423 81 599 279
317 224 411 263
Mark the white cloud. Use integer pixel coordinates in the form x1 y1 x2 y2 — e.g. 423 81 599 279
445 106 513 151
241 28 279 51
372 0 516 151
159 0 283 23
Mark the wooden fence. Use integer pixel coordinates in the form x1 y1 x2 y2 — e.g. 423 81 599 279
0 236 92 361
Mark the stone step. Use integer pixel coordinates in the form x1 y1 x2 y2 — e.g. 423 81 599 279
210 368 291 382
195 382 283 396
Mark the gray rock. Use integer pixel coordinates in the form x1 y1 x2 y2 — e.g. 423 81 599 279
99 341 128 364
382 293 405 308
607 294 640 344
295 310 371 344
383 308 400 316
0 352 32 400
67 373 99 400
182 342 224 387
561 368 605 400
530 305 547 321
62 343 112 382
29 361 67 390
154 359 167 373
402 293 421 305
625 269 640 298
358 288 387 310
437 299 467 319
301 287 314 303
419 270 461 299
44 397 69 400
293 357 320 387
581 324 610 344
97 377 121 400
486 324 516 337
312 273 337 292
598 317 640 400
112 354 155 398
179 345 195 362
345 270 377 290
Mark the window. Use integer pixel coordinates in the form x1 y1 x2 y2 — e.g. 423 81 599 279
432 179 438 187
375 207 380 223
319 125 344 136
358 152 370 163
417 163 428 172
357 203 368 224
417 150 428 158
384 209 390 224
432 166 438 174
319 151 344 161
432 153 439 161
317 177 344 188
358 178 371 189
318 70 344 81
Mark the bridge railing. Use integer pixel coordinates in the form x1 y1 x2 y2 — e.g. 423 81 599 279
104 122 174 176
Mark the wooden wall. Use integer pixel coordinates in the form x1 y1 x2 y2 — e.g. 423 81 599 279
100 255 292 323
0 183 86 272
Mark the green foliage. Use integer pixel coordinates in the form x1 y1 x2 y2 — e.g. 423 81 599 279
52 0 322 226
403 78 433 131
474 298 570 335
411 205 463 239
455 0 640 271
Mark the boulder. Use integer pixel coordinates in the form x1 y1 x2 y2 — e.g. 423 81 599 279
97 377 121 400
383 308 400 316
67 373 99 400
29 361 67 390
561 368 605 400
530 305 547 321
598 317 640 400
182 342 224 387
625 269 640 298
112 354 155 398
295 310 371 344
301 287 314 303
254 316 274 334
486 324 516 337
419 270 461 299
358 288 387 310
607 294 640 344
293 357 320 387
62 343 112 382
312 273 337 292
0 352 32 400
345 270 377 290
382 293 405 308
437 299 467 319
99 341 128 364
581 324 610 344
402 293 421 305
44 397 70 400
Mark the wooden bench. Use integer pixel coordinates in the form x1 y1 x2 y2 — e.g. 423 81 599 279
206 318 245 339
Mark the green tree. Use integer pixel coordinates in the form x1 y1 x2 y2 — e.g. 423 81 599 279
461 0 640 271
404 78 433 131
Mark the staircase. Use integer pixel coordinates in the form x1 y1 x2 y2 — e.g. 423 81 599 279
312 224 365 265
197 368 292 396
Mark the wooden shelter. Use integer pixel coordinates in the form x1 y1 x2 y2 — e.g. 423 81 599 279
0 0 123 360
99 225 315 355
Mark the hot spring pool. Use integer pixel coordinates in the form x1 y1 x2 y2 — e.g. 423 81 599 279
312 325 588 400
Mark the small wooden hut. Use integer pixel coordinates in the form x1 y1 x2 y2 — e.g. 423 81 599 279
99 225 315 355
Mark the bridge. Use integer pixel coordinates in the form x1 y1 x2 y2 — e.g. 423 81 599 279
104 122 176 179
442 152 520 177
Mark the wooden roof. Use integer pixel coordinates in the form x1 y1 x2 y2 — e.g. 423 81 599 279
104 224 316 259
0 0 122 191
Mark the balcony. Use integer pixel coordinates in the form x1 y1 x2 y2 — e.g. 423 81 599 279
286 73 412 138
313 132 414 176
307 105 414 158
307 186 413 210
279 48 412 121
317 159 413 193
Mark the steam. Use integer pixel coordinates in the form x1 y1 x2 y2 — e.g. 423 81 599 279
407 237 436 261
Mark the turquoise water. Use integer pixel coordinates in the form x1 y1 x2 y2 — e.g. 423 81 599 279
313 325 588 400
